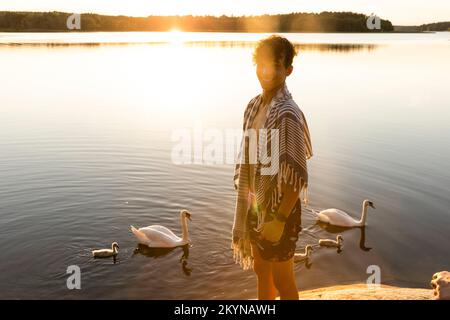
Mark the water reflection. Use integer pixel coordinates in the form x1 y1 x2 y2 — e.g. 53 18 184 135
133 244 192 276
92 254 119 264
359 227 372 252
316 222 373 252
0 40 379 52
186 41 378 52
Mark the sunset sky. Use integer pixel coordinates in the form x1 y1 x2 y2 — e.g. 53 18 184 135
0 0 449 25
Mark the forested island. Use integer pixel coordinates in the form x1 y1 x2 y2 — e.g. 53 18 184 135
0 11 395 32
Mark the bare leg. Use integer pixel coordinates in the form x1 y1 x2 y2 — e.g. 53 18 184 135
251 244 277 300
272 257 299 300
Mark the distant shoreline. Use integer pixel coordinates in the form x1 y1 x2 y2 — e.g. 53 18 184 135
0 11 395 33
1 11 448 33
0 30 431 34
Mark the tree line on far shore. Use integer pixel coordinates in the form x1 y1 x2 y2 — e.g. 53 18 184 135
0 11 395 32
418 21 450 32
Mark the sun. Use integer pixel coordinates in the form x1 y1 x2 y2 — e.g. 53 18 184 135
168 28 185 45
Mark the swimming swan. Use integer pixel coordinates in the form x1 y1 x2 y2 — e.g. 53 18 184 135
130 210 192 248
92 242 119 258
314 199 375 227
294 245 313 262
319 235 343 248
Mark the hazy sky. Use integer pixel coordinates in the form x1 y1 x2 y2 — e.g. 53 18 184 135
1 0 449 25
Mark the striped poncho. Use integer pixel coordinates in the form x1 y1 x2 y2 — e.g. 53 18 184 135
231 83 313 270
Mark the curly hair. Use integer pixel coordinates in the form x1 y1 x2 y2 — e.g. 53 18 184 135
252 35 297 68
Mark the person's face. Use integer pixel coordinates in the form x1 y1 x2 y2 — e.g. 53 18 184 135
256 54 293 91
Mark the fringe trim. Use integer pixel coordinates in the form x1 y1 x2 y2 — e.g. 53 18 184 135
231 237 254 271
271 162 309 213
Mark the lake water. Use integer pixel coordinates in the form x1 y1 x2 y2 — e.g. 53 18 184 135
0 32 449 299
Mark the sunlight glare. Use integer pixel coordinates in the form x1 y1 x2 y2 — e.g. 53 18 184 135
168 29 185 45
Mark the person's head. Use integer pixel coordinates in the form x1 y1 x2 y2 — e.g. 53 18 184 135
253 35 297 91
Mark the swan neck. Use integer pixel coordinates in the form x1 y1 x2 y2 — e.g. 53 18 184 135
358 204 368 225
180 213 189 242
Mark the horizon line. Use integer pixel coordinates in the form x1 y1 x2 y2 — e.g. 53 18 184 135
0 9 448 26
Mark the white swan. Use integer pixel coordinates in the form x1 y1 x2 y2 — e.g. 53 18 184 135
319 235 343 248
130 209 192 248
92 242 119 258
294 245 313 262
314 199 375 227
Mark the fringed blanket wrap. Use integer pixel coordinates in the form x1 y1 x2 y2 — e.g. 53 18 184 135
231 84 313 270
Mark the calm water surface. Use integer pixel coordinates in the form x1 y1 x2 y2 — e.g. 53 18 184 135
0 32 449 299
